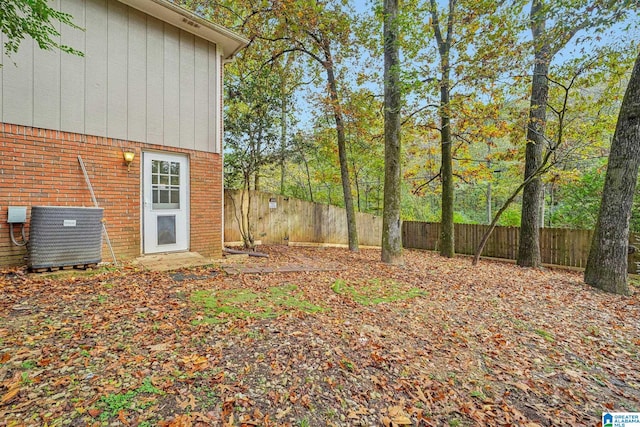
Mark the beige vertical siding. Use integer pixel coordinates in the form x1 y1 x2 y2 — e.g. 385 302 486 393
127 8 147 142
163 24 180 145
107 0 129 140
0 32 3 119
179 31 196 150
60 0 86 131
2 25 34 125
0 0 221 153
33 0 62 130
85 0 109 136
145 16 164 145
194 38 210 152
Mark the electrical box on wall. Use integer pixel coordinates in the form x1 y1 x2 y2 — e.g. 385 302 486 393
7 206 27 223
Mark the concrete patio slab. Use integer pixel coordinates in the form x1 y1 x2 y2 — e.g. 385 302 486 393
132 252 214 272
132 250 344 274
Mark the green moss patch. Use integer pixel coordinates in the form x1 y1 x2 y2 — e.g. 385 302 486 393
191 284 324 324
95 377 164 421
330 278 426 305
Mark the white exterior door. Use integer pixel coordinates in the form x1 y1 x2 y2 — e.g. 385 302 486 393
143 152 189 253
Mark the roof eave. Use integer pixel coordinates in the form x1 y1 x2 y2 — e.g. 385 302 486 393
117 0 249 59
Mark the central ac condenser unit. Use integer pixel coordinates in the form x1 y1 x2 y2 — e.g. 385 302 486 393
28 206 103 270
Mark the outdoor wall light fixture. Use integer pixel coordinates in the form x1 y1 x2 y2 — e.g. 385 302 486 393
123 151 135 171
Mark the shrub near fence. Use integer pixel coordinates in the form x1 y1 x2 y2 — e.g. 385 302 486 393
224 190 639 273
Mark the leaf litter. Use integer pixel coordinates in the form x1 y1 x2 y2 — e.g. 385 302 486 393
1 245 639 426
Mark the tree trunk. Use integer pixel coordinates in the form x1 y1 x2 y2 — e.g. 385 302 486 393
584 50 640 295
440 74 454 257
236 176 255 250
302 151 314 202
473 156 549 265
430 0 455 258
279 87 287 195
382 0 403 265
486 182 492 224
279 55 294 196
517 0 549 268
354 166 361 212
325 54 359 252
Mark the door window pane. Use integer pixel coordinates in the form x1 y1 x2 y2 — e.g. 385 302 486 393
151 159 180 209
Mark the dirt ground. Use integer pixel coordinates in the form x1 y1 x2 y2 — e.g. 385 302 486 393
1 246 639 426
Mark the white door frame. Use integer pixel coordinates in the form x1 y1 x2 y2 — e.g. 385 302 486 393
142 151 189 253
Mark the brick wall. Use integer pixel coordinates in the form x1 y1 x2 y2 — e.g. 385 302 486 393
190 150 223 260
0 123 223 267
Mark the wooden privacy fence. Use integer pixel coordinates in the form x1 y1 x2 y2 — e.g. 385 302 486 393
403 221 602 269
224 190 639 272
224 190 382 247
403 222 640 273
